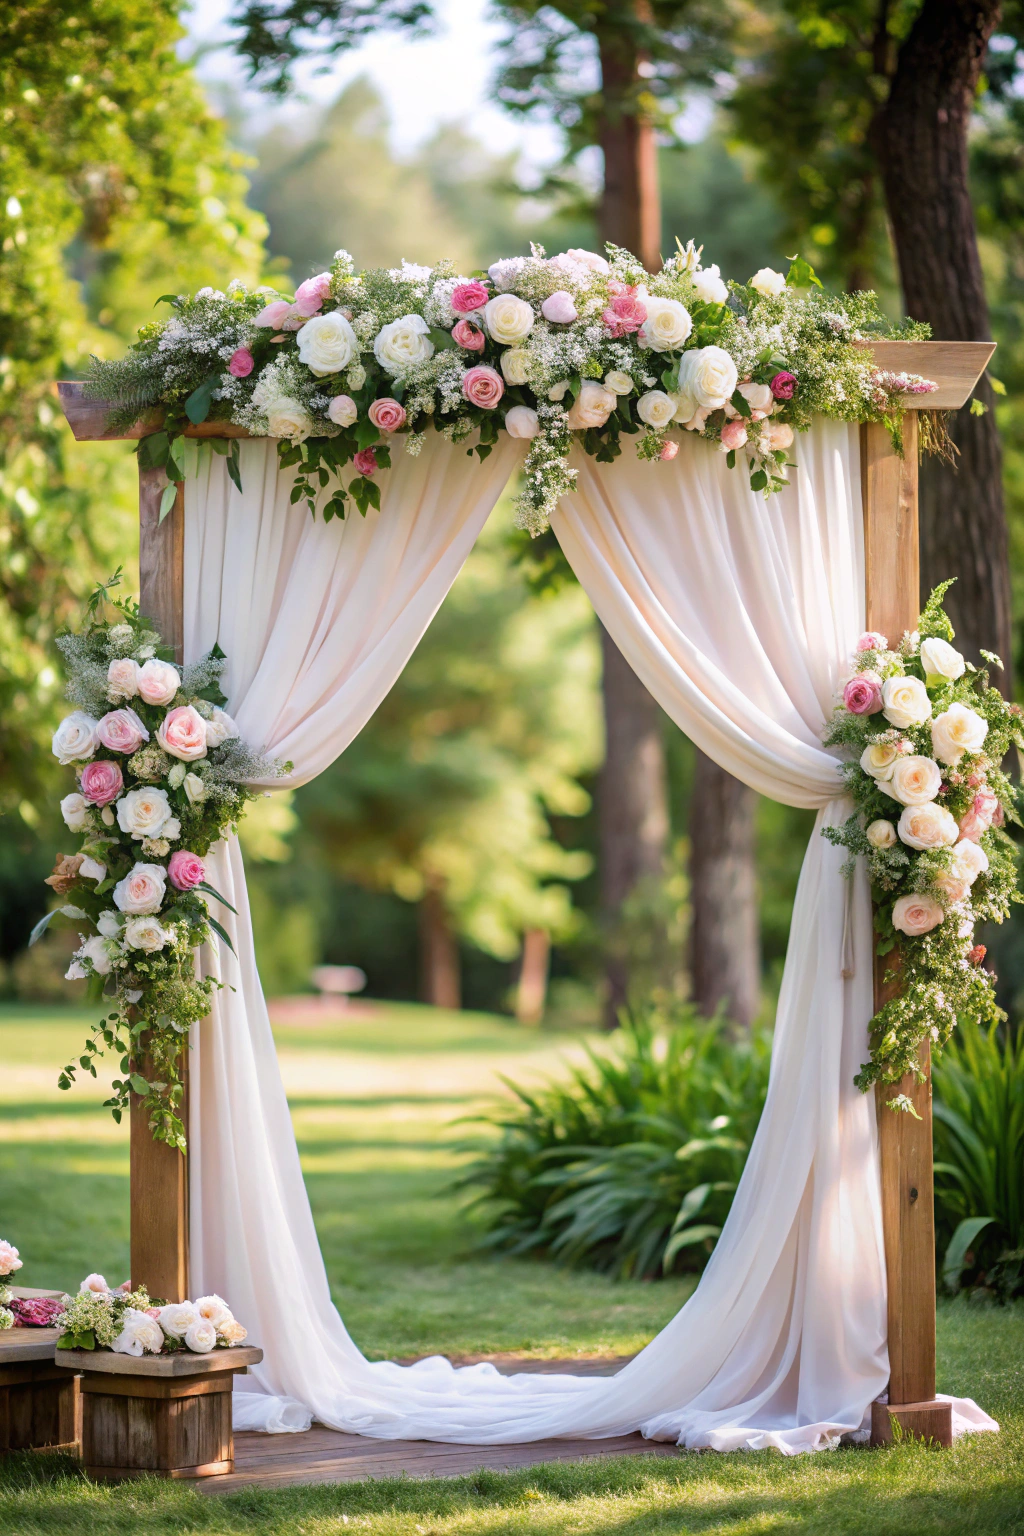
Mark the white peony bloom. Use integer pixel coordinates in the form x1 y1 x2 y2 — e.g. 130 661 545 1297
373 314 435 374
565 382 617 431
136 659 181 707
113 1307 164 1357
640 296 693 353
677 346 738 409
562 247 610 274
930 702 988 766
483 294 535 346
882 674 932 729
604 371 634 396
203 707 240 749
158 1301 199 1338
296 311 358 376
61 792 89 832
636 390 678 429
266 397 313 442
194 1294 234 1327
866 819 897 849
897 801 960 851
499 348 532 386
889 755 943 806
920 637 965 681
52 712 99 764
692 265 728 304
113 862 167 916
106 658 140 700
504 405 540 439
184 1318 218 1353
750 267 787 297
117 786 174 841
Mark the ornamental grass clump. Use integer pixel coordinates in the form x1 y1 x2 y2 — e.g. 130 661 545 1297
823 582 1024 1108
457 1008 771 1280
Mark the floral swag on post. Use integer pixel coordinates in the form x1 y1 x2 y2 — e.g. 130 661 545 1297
86 242 936 533
35 577 285 1150
824 583 1024 1111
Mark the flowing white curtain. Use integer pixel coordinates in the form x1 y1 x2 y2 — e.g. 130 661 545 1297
184 424 995 1452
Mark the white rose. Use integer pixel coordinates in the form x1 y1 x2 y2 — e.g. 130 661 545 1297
739 381 774 414
565 382 617 431
504 405 540 440
889 755 943 806
604 371 634 395
859 740 899 781
866 820 897 849
123 915 170 953
106 658 140 700
78 856 106 882
61 792 89 831
113 862 167 916
952 838 988 885
79 1273 110 1294
897 802 960 851
692 266 728 304
327 394 358 428
97 910 121 937
218 1318 249 1345
183 772 207 804
194 1294 234 1327
677 346 738 409
930 702 988 766
113 1307 164 1357
483 294 535 345
204 708 239 749
184 1318 218 1354
158 1301 198 1339
296 311 358 376
499 349 532 386
78 934 113 975
640 296 693 353
892 893 944 937
117 786 173 841
266 397 313 443
920 637 965 680
750 267 786 297
882 674 932 729
136 659 181 707
52 712 99 765
373 314 435 374
636 390 678 429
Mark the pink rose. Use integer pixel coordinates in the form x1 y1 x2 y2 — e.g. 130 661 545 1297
770 370 797 400
168 849 206 891
294 272 332 316
659 440 679 461
452 319 485 352
451 281 489 314
462 365 505 410
254 299 294 328
156 705 208 762
959 786 999 842
136 659 181 707
80 759 124 806
97 708 150 755
368 397 407 433
228 348 254 378
856 631 888 653
541 290 578 324
843 672 884 715
602 289 647 338
720 419 748 451
892 893 944 937
353 448 378 476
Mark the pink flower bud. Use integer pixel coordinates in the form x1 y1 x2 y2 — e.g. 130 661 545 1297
452 319 486 351
168 850 206 891
659 440 679 461
228 348 254 378
353 448 378 476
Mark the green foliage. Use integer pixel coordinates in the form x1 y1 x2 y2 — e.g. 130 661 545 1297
458 1007 772 1278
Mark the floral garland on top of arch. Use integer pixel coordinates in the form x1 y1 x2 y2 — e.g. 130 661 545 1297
86 242 935 534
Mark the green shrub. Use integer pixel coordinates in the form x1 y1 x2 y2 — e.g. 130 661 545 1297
457 1008 772 1279
933 1019 1024 1299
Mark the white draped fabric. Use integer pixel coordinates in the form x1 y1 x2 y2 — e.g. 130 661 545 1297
183 425 996 1452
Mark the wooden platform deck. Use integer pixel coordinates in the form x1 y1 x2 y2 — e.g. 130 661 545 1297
203 1356 682 1492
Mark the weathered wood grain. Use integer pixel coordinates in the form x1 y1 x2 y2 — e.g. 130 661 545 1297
853 339 995 409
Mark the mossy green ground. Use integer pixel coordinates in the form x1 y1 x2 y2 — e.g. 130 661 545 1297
1 1001 1021 1534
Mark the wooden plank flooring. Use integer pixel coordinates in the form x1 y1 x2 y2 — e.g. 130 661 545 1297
203 1356 682 1492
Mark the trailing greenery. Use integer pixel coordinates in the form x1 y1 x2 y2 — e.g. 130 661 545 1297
457 1008 771 1279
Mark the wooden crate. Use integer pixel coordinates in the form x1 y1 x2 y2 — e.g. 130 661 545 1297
55 1346 262 1480
0 1328 80 1455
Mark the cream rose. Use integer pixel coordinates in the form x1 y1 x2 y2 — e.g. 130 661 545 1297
483 294 535 345
892 892 944 937
636 390 678 429
157 705 208 762
113 862 167 916
565 382 617 430
920 637 965 680
113 1308 164 1357
604 371 634 395
866 819 897 849
504 405 540 440
184 1318 218 1353
136 658 181 707
860 740 899 781
116 786 174 841
52 711 99 764
183 771 207 804
106 658 140 700
295 311 358 376
930 702 988 766
158 1302 198 1338
897 802 960 851
640 296 693 353
499 348 532 386
195 1293 234 1328
677 345 738 409
78 934 113 976
61 792 89 831
218 1318 249 1345
750 267 786 297
266 397 313 442
889 755 942 806
952 838 988 884
373 314 435 374
882 674 932 729
204 707 239 749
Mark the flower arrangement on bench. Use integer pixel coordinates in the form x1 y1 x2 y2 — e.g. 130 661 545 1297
55 1273 248 1357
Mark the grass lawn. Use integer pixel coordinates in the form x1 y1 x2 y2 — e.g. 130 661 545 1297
2 1000 1022 1534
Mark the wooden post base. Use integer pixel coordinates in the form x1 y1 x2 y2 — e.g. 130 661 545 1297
56 1346 262 1481
0 1329 80 1455
870 1399 953 1448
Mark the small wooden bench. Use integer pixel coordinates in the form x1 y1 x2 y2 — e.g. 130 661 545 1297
0 1290 79 1455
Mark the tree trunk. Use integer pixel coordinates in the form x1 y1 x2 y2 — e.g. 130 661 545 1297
598 626 669 1025
688 748 760 1028
516 928 550 1025
874 0 1010 674
418 883 460 1010
596 5 662 272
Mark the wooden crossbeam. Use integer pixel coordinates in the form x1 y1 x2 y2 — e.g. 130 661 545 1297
57 337 994 1435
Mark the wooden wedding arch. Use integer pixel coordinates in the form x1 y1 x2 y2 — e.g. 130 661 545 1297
58 337 994 1448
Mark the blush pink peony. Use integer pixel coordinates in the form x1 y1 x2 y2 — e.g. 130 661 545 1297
254 299 295 328
462 365 505 410
451 281 489 314
168 850 206 891
368 397 407 432
541 290 578 324
156 705 208 762
452 319 485 351
770 370 797 400
353 448 378 476
80 759 124 806
136 659 181 707
294 272 332 316
228 348 254 378
719 419 748 451
601 289 647 338
856 631 889 652
97 708 150 754
843 672 884 715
